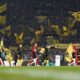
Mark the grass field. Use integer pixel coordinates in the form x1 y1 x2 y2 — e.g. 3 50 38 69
0 66 80 80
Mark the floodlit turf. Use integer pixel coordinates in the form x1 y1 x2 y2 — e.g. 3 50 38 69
0 66 80 80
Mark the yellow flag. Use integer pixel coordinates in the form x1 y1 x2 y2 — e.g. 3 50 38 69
4 25 11 31
63 26 67 31
14 32 24 44
69 11 80 21
39 48 45 54
65 44 73 62
0 4 7 13
63 26 68 36
66 44 73 55
1 37 3 47
0 15 6 24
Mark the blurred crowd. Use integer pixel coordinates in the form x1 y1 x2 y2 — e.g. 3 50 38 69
0 43 66 66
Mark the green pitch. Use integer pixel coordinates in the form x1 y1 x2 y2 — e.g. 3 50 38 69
0 66 80 80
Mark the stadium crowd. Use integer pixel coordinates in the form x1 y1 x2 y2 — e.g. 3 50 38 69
0 0 80 67
0 42 79 66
